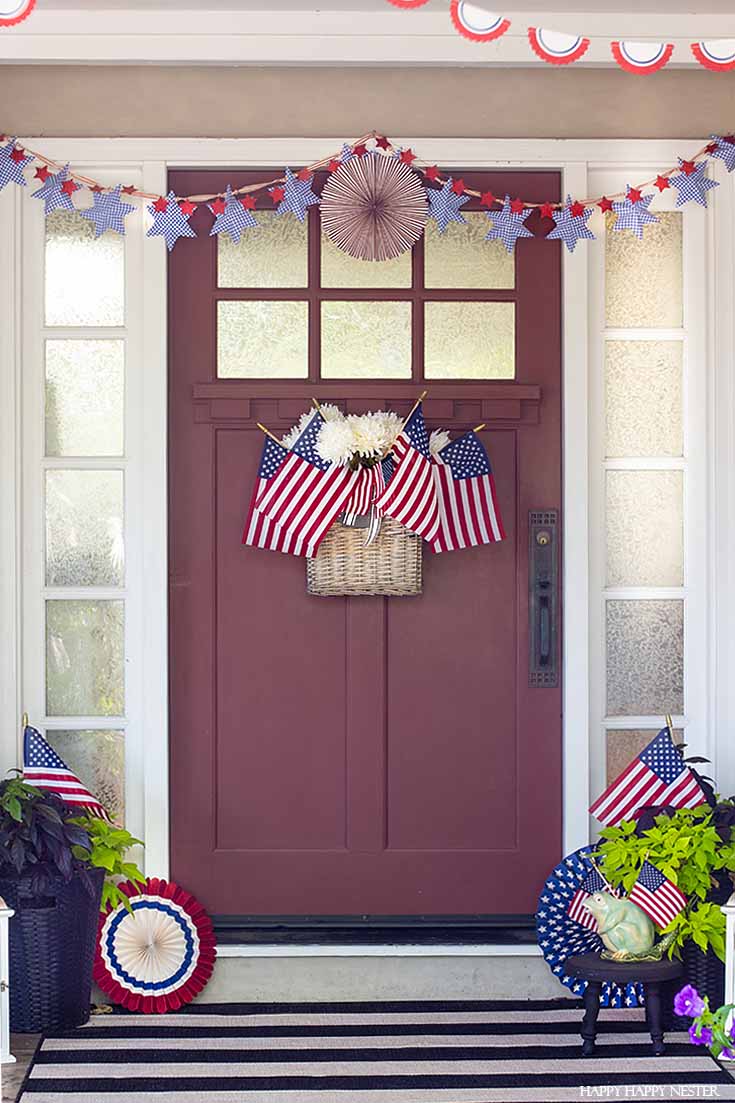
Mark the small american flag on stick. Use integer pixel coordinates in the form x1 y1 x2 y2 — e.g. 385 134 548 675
374 403 440 541
242 436 315 558
567 867 616 931
23 726 109 820
255 410 360 553
629 861 687 928
431 430 505 553
589 728 707 827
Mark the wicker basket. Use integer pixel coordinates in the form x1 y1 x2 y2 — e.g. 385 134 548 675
307 516 422 597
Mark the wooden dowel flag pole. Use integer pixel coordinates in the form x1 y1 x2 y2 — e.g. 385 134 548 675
257 423 283 447
474 423 486 433
22 712 28 730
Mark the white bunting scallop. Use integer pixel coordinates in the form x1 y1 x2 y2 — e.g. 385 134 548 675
691 40 735 72
611 40 674 73
450 2 511 44
0 0 35 25
527 27 590 65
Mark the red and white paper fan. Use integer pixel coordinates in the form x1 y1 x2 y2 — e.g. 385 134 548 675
450 2 510 43
94 878 217 1013
0 0 35 26
691 40 735 72
528 27 590 65
611 40 674 73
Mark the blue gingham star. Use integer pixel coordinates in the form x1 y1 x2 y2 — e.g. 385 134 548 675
427 178 469 233
546 195 595 253
709 134 735 173
146 191 197 252
80 185 135 237
611 187 659 239
0 137 33 192
208 185 257 244
339 143 354 164
32 164 77 215
671 159 719 208
485 195 534 254
271 168 320 222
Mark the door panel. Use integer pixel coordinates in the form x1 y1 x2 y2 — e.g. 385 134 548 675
169 168 562 918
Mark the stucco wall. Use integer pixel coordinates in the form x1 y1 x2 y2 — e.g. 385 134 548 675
1 66 734 138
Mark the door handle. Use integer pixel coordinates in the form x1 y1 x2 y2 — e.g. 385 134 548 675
529 511 559 687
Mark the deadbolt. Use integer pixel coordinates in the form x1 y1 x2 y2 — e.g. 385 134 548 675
536 530 551 547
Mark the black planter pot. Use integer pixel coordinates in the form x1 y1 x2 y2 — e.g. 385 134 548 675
0 866 104 1033
665 876 731 1030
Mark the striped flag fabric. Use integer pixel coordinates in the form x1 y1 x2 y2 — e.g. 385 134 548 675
629 860 688 928
373 404 440 541
589 728 707 827
242 436 315 557
343 463 386 526
431 431 505 553
255 410 360 554
567 867 613 931
23 725 110 820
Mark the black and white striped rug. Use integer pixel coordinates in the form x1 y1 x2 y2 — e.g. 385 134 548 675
18 999 735 1102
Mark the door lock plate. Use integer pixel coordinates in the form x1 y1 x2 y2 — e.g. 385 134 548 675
529 510 559 688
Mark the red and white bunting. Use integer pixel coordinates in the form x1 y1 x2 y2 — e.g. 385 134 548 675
385 0 430 7
691 40 735 72
450 2 511 44
611 40 675 73
528 27 590 66
0 0 35 26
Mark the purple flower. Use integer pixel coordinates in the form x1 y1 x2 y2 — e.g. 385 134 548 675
689 1024 714 1046
720 1047 735 1060
675 985 706 1018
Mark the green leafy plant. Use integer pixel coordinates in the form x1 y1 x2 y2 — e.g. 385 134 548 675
0 774 91 894
70 813 145 912
596 806 735 962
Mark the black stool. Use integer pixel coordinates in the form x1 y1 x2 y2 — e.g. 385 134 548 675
566 952 684 1057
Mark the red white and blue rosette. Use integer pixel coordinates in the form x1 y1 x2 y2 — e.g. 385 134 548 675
691 40 735 72
536 846 646 1008
450 2 510 44
528 27 590 66
94 877 217 1014
385 0 430 7
611 40 674 74
0 0 35 26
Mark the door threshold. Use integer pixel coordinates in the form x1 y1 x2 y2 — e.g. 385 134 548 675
216 943 542 959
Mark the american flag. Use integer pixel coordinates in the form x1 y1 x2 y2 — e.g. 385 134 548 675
431 431 505 553
629 860 687 928
242 436 315 557
23 726 109 820
567 867 620 931
343 463 386 526
255 410 360 553
589 728 707 827
373 404 440 541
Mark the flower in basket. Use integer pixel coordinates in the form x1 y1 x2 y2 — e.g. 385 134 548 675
315 409 403 470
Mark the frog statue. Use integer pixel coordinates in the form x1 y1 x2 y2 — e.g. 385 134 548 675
583 892 656 961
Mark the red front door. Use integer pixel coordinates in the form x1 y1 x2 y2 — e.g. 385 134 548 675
168 168 562 918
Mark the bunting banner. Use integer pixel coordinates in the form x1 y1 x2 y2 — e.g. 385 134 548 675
0 0 35 27
450 3 511 44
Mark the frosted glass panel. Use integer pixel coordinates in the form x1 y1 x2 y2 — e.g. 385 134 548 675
217 301 308 378
606 341 683 458
424 302 515 379
321 232 411 289
45 210 125 327
218 211 308 288
425 214 514 290
321 301 411 378
47 729 124 822
606 470 683 587
46 600 124 717
46 470 124 588
605 211 682 328
606 600 683 716
46 340 124 457
606 728 682 785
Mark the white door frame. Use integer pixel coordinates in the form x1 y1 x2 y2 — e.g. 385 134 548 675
0 135 727 881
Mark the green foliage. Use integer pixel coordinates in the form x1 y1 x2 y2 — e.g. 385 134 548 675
596 807 735 962
71 814 145 913
0 775 91 893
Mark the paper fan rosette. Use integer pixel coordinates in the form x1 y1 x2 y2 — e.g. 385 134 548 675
94 878 216 1013
537 846 646 1009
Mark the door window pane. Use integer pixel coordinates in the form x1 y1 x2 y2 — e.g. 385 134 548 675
321 301 412 379
218 211 308 288
605 211 682 329
46 600 124 717
46 340 124 457
46 470 124 588
606 470 683 588
606 341 683 458
45 210 125 327
217 301 308 378
321 231 412 289
425 214 515 290
424 302 515 379
46 729 125 822
606 728 682 785
606 600 683 716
